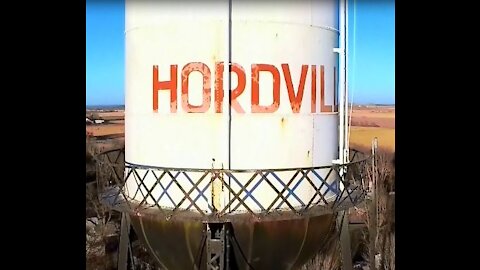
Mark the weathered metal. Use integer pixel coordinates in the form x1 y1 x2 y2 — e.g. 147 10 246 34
127 211 336 270
95 148 368 269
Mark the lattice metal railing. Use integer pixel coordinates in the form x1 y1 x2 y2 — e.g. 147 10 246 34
95 148 369 221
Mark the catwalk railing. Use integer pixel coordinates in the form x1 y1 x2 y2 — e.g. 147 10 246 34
95 149 368 221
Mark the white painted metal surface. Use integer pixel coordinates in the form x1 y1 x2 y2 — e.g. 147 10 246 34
124 0 341 213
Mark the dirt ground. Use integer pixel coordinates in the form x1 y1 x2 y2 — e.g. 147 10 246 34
86 111 124 136
86 124 124 137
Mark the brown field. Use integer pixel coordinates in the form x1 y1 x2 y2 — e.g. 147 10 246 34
86 124 124 137
86 111 125 136
109 120 125 125
86 107 395 152
87 111 124 121
95 111 124 118
350 127 395 152
349 106 395 152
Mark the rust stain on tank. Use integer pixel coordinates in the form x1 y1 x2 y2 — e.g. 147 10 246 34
129 213 336 270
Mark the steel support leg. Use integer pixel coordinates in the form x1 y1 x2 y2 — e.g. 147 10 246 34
339 210 353 270
118 213 133 270
206 223 230 270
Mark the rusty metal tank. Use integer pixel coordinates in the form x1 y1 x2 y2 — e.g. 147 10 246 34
129 212 336 270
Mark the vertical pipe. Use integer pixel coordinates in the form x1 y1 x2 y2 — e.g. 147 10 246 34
222 0 233 212
338 0 346 171
340 1 353 259
344 0 350 164
227 0 232 212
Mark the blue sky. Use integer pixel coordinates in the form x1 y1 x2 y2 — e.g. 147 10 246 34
348 1 395 104
86 0 394 105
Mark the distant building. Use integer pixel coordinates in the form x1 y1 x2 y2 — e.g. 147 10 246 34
86 117 105 125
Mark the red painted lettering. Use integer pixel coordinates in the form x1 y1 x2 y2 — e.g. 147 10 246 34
181 62 211 113
231 64 246 113
282 64 308 113
320 65 333 113
214 63 246 113
154 62 337 114
251 64 280 113
153 65 178 113
311 65 317 113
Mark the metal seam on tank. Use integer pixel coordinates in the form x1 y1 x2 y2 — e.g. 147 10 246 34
139 216 169 270
124 26 140 35
231 20 339 33
291 218 310 267
124 21 339 34
184 222 196 268
309 24 339 33
124 160 347 172
124 22 225 35
246 224 254 269
312 116 315 179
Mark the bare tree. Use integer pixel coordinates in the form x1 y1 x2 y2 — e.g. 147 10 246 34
363 150 395 270
86 183 118 270
301 228 342 270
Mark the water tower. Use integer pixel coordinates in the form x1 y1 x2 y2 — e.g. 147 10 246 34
99 0 367 269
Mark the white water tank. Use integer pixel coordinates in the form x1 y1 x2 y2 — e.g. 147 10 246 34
124 0 339 214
